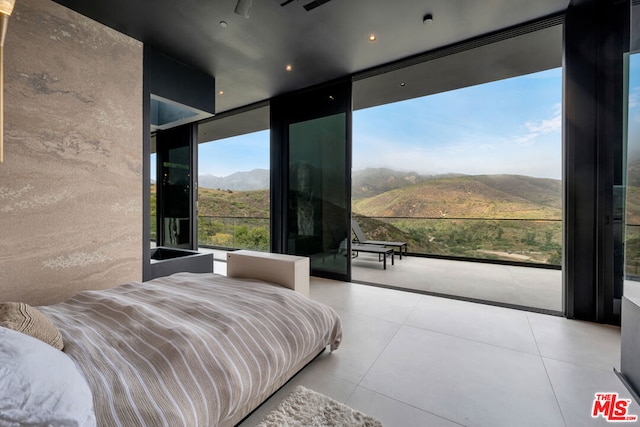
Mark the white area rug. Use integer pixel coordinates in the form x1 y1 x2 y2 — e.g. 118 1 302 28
256 385 383 427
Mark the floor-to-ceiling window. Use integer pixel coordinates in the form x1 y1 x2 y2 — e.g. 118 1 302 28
197 131 270 251
625 9 640 299
352 69 562 311
288 113 349 276
270 80 352 281
351 20 563 312
197 106 271 251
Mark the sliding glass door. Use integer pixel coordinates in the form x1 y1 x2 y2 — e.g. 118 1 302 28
271 80 352 281
288 113 348 274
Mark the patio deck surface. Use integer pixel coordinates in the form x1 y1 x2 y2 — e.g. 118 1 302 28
201 247 563 313
351 252 563 312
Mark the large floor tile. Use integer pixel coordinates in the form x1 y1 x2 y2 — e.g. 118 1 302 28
346 386 464 427
361 326 564 427
527 312 621 371
310 279 422 324
405 295 540 355
237 366 357 427
544 357 637 427
309 310 401 384
226 256 627 427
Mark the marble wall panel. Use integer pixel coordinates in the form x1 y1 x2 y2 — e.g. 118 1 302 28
0 0 143 305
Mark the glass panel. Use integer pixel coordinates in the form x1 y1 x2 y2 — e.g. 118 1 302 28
288 114 348 275
161 146 190 248
352 68 562 311
150 95 212 131
151 98 198 128
197 130 270 251
156 125 192 249
625 50 640 298
150 151 157 245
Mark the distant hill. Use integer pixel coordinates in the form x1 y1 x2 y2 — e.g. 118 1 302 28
192 168 565 263
353 173 561 219
352 168 464 199
199 169 269 191
198 187 269 218
195 168 562 220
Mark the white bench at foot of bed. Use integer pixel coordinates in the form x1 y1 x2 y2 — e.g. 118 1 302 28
226 250 310 297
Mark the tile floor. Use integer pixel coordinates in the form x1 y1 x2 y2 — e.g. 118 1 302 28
233 274 634 427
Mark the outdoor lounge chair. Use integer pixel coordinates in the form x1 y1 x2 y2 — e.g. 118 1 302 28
351 219 408 259
351 244 394 269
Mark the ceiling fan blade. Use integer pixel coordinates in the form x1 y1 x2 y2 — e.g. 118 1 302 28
234 0 252 18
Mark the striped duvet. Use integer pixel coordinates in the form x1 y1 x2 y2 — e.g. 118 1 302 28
39 272 342 427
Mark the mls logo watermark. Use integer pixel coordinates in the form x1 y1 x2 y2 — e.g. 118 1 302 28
592 393 638 422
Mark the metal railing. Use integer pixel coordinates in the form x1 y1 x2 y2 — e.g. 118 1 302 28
192 215 640 272
354 215 563 266
198 215 270 251
196 213 564 265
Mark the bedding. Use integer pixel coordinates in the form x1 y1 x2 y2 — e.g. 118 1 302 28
36 272 342 427
0 326 96 427
0 302 64 350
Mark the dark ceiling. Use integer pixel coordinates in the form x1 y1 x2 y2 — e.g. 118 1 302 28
52 0 570 115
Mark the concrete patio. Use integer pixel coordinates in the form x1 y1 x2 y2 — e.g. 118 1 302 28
351 253 562 312
201 247 562 313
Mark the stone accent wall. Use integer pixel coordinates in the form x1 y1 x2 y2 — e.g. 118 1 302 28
0 0 143 304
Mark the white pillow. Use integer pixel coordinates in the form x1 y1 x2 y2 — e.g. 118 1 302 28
0 326 96 427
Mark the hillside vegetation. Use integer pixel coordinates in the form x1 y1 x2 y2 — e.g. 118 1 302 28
198 187 269 218
155 170 568 263
351 171 562 264
197 188 269 249
353 172 561 219
150 169 640 269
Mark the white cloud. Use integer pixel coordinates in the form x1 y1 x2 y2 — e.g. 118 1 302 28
352 101 563 179
514 103 561 146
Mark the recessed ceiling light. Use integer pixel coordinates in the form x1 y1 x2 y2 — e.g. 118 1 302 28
219 21 228 28
423 13 434 25
400 82 406 87
368 34 377 42
285 64 293 72
218 90 225 96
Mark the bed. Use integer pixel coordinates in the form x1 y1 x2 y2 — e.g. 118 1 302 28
0 271 342 427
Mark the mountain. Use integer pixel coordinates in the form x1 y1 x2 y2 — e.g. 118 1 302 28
193 168 564 263
473 175 561 210
199 169 269 191
352 168 464 199
196 167 562 219
353 173 562 219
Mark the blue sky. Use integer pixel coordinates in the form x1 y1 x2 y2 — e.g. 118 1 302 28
198 131 270 177
628 54 640 163
183 61 640 181
353 68 562 179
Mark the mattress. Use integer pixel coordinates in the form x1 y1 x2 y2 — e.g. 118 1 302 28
38 272 342 427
